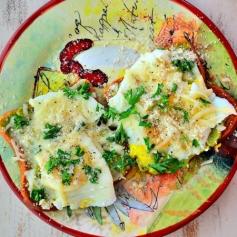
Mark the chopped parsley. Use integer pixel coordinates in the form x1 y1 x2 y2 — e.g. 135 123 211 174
75 146 85 157
83 165 101 184
44 156 61 173
171 83 178 93
119 106 137 120
31 188 45 203
152 83 164 98
144 137 155 152
102 150 135 173
96 104 101 112
63 83 92 100
192 139 200 147
172 59 195 72
151 84 169 111
119 86 145 120
139 115 152 128
174 107 190 123
74 82 92 100
97 106 119 125
61 170 72 185
157 94 169 111
43 123 62 139
63 87 77 99
12 114 29 129
199 98 211 105
183 110 190 123
124 86 145 106
56 149 71 159
153 151 162 163
44 148 82 185
107 124 129 146
66 206 72 218
150 154 186 174
101 106 118 122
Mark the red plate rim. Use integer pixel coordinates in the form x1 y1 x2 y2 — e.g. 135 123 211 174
0 0 237 236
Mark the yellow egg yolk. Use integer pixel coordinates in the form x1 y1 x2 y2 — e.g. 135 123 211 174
129 144 157 174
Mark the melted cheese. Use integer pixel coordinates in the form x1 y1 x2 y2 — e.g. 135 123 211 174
109 49 236 161
14 91 116 209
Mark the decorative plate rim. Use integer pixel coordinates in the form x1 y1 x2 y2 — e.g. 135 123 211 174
0 0 237 236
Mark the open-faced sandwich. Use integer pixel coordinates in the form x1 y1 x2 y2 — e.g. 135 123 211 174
1 13 237 237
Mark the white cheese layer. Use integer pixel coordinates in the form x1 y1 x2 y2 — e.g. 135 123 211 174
15 91 116 209
109 49 236 160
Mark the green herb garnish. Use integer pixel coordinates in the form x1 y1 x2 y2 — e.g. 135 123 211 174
157 94 169 111
61 170 72 185
139 115 152 128
152 83 164 98
183 110 190 122
77 83 92 99
199 98 211 105
172 59 195 72
75 146 85 157
174 107 190 123
45 156 61 173
63 83 91 100
120 86 145 120
171 83 178 93
102 150 135 173
56 149 71 159
31 188 45 202
43 123 62 139
66 206 72 218
102 107 118 121
119 106 137 120
63 87 77 99
107 124 129 146
144 137 155 152
44 148 82 185
150 155 185 174
98 106 119 125
192 139 200 147
12 114 29 129
139 120 152 128
124 86 145 106
83 165 101 184
153 151 162 163
96 104 101 112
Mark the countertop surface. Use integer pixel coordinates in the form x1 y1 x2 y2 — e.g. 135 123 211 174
0 1 237 237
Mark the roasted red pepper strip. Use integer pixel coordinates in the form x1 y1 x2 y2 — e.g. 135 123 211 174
59 39 108 87
219 142 237 158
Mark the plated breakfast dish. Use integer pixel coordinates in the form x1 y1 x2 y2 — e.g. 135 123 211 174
1 1 237 236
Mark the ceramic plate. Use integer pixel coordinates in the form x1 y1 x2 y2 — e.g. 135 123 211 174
1 0 237 236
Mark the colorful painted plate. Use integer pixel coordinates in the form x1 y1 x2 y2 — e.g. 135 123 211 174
1 0 237 236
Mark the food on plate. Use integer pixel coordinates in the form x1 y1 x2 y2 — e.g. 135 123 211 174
109 49 236 173
1 81 116 209
1 47 236 214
